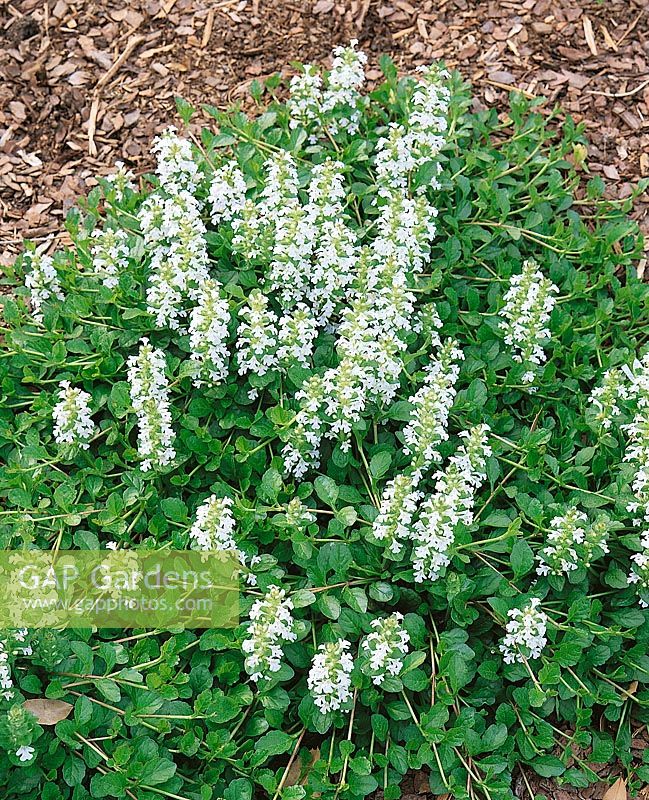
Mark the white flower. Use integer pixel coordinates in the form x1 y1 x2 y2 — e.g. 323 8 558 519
411 425 491 582
284 185 443 472
0 637 13 700
277 305 318 370
252 151 317 310
209 162 247 225
322 40 367 135
90 227 130 289
361 613 410 686
536 506 590 576
321 358 368 451
499 598 548 664
104 160 136 201
375 65 450 193
236 289 279 377
140 191 210 329
15 745 35 762
308 639 354 713
258 150 299 220
373 475 422 555
305 160 358 323
282 375 326 478
127 338 176 471
288 64 323 130
152 126 200 194
24 251 64 322
266 203 316 309
285 497 316 528
499 259 558 384
52 381 95 449
232 199 270 261
189 279 230 386
190 495 236 551
307 159 347 222
402 339 464 482
621 354 649 525
588 367 629 431
628 532 649 607
189 495 255 584
242 586 297 682
309 218 358 325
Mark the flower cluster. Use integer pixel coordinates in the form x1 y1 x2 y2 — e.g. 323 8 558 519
307 639 354 713
52 381 95 449
242 586 296 682
287 64 323 131
103 160 136 201
499 259 558 384
402 339 464 482
281 375 326 478
372 475 422 556
127 338 176 471
321 40 367 135
588 366 629 431
0 636 14 702
23 251 64 322
90 227 130 289
139 191 210 329
0 630 30 704
536 506 586 576
287 40 367 136
188 279 230 386
536 507 610 576
189 494 256 584
277 304 318 369
375 65 450 194
410 424 491 582
622 353 649 525
499 598 548 664
306 159 358 324
265 159 317 310
284 497 316 529
152 126 201 194
236 289 280 377
189 495 237 551
208 162 247 225
628 533 649 607
360 613 410 686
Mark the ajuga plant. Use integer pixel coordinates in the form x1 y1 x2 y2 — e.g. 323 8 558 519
1 38 649 800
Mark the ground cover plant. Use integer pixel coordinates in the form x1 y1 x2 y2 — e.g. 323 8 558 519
0 39 648 800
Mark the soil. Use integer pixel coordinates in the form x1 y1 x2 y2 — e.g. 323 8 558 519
0 0 648 795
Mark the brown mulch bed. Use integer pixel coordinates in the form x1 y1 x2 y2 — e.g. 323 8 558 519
1 0 648 796
0 0 647 265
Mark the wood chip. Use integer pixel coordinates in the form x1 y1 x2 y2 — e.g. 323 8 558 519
96 34 146 90
201 8 215 48
583 16 598 56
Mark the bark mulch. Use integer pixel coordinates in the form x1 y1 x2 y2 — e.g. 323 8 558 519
0 0 647 264
1 0 649 796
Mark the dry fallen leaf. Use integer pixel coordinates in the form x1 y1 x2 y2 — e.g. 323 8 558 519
284 747 320 787
603 777 627 800
23 698 73 725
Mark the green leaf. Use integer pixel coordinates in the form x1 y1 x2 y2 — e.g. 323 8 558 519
90 773 128 798
369 452 392 479
510 539 534 577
